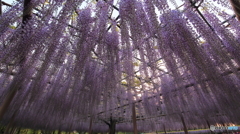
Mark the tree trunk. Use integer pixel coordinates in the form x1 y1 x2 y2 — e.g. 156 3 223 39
0 0 2 15
229 0 240 21
102 117 116 134
109 119 116 134
0 0 34 120
132 103 138 134
22 0 33 24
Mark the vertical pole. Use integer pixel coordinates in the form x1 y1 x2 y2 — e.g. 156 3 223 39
88 117 92 134
206 119 214 134
180 114 188 134
132 103 137 134
206 119 210 128
163 124 167 134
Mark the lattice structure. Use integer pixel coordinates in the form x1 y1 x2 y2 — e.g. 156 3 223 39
0 0 240 133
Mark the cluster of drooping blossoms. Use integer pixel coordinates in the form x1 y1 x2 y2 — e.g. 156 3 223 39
0 0 240 132
158 7 240 131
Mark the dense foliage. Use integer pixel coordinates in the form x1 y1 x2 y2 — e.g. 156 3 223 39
0 0 240 133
